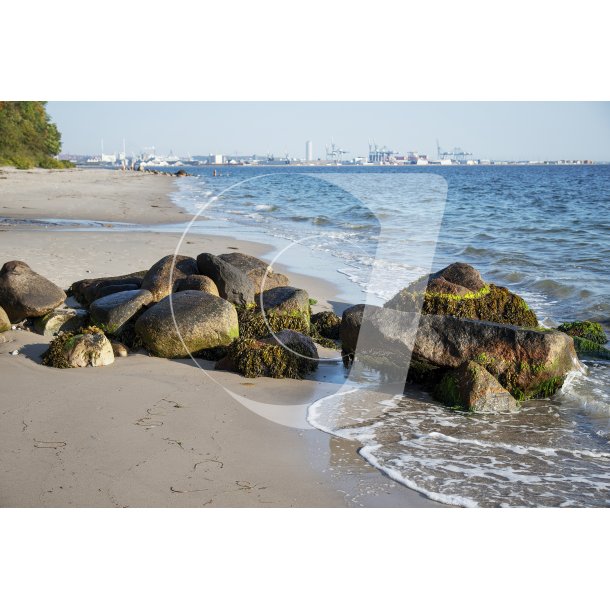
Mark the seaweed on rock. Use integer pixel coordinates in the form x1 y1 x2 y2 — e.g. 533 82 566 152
385 283 538 327
41 325 106 368
225 338 317 379
557 321 607 346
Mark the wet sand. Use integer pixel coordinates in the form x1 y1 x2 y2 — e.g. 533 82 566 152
0 168 441 507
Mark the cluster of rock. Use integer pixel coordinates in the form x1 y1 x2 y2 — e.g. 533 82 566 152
136 168 193 177
0 256 602 415
339 262 587 413
0 253 332 377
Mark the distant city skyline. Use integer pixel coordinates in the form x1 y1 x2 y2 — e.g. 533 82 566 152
48 102 610 162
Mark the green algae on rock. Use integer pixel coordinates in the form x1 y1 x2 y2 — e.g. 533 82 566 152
311 311 341 340
385 283 537 327
237 305 310 339
571 336 610 361
42 326 114 369
384 262 538 327
557 321 607 347
217 330 318 379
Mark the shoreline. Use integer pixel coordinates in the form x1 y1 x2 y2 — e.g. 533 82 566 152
0 167 441 507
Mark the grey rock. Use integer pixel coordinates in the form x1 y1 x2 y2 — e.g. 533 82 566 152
95 283 141 299
34 308 89 336
0 261 66 322
196 253 254 306
409 262 486 294
70 271 146 305
219 252 289 294
434 361 519 413
340 304 368 356
135 290 239 358
90 289 154 334
141 255 199 302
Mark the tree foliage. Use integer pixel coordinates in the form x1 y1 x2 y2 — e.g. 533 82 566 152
0 101 70 169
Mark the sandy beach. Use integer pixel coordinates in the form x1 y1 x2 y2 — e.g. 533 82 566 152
0 167 439 507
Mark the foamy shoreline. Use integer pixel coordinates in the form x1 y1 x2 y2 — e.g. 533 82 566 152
0 167 440 507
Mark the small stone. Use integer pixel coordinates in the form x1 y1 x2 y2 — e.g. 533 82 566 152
10 349 18 356
111 341 129 357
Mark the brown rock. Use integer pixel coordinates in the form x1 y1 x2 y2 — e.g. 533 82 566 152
0 261 66 322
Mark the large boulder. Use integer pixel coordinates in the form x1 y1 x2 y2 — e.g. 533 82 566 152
218 252 289 294
175 274 219 297
384 262 538 328
196 253 254 306
0 261 66 322
141 255 198 302
434 361 519 413
135 290 239 358
341 305 578 400
0 305 10 332
34 308 89 337
70 270 147 306
42 329 114 368
90 289 154 334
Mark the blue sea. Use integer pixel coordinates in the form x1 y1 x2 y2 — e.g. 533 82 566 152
166 164 610 507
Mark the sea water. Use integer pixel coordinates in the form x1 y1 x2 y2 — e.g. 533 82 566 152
168 164 610 507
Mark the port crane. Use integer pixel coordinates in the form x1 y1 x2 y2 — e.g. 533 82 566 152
325 140 348 163
436 139 473 163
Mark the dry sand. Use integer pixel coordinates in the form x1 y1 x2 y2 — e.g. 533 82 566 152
0 168 440 507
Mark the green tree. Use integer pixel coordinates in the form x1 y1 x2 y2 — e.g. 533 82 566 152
0 101 69 169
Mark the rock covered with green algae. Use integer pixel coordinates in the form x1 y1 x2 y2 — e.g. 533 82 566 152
259 286 311 331
42 326 114 369
339 304 578 401
311 311 341 340
557 320 607 346
571 336 610 360
434 361 519 413
216 329 318 379
384 262 538 328
237 305 310 339
134 290 239 358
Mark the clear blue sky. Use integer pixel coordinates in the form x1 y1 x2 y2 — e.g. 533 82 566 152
47 102 610 161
